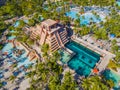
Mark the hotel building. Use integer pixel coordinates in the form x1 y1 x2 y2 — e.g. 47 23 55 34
26 19 69 51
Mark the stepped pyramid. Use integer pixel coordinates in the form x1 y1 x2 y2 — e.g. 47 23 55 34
29 19 69 51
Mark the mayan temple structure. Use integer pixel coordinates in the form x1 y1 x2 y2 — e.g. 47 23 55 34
28 19 69 51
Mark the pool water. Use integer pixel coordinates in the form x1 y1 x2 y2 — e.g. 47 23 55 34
8 36 16 40
14 20 29 27
66 41 100 77
66 11 105 25
14 21 20 27
2 36 36 68
24 20 29 23
59 50 71 64
39 16 44 21
117 1 120 6
66 11 78 19
103 69 120 89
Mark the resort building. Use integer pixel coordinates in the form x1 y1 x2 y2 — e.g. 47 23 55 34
26 19 69 51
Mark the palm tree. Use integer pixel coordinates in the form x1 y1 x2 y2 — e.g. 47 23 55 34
106 79 114 89
11 63 17 68
48 75 61 90
61 72 77 90
115 52 120 63
19 20 25 28
82 76 109 90
82 77 93 90
28 51 64 89
52 51 61 60
0 44 4 50
9 75 16 83
94 28 108 40
28 19 35 26
111 45 119 53
0 80 3 88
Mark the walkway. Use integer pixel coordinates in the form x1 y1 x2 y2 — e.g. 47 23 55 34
72 35 116 72
31 44 43 61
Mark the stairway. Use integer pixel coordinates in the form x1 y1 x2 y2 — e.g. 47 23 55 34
39 32 47 45
59 30 69 45
50 35 60 51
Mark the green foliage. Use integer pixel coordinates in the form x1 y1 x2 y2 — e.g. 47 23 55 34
60 72 77 90
28 57 63 89
82 75 112 90
19 20 25 28
79 26 90 36
110 39 120 64
0 80 3 88
67 0 115 7
115 52 120 62
107 60 120 70
28 51 77 90
111 45 119 53
0 44 4 50
41 44 49 53
52 51 61 61
94 28 108 40
111 39 117 46
29 62 77 89
74 15 80 27
8 21 34 46
28 19 35 26
106 79 114 88
12 63 17 68
0 21 7 36
103 10 120 38
9 75 16 83
0 0 71 23
27 39 34 46
0 1 119 89
0 0 45 18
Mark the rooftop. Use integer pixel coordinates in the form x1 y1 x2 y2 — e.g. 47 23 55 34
42 19 57 26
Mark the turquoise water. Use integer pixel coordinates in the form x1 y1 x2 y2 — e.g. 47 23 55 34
24 20 28 23
66 11 105 25
14 20 29 27
8 36 16 40
117 1 120 6
66 41 100 77
39 16 44 21
59 50 71 64
103 70 120 89
2 43 13 52
1 19 35 76
2 36 36 68
14 21 20 27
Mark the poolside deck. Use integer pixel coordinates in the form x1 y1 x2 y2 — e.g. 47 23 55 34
71 35 116 72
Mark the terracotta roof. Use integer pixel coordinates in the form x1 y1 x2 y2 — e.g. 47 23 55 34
42 19 57 26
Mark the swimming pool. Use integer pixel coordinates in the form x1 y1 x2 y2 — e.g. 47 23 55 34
117 1 120 6
66 11 105 25
66 41 100 77
2 36 36 68
14 20 29 27
59 50 71 64
14 21 20 27
103 69 120 89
